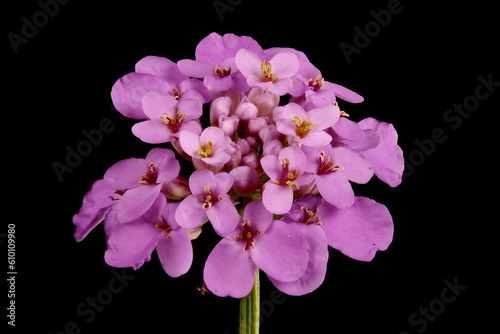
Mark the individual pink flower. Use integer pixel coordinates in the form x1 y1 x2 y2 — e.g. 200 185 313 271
235 49 300 96
179 126 233 169
131 91 203 144
260 146 313 214
105 197 193 277
317 196 394 261
103 148 180 223
275 102 341 148
303 145 373 209
175 169 239 235
203 200 310 298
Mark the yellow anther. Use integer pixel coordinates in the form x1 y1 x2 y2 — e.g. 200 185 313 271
261 60 279 83
292 116 314 138
198 141 213 158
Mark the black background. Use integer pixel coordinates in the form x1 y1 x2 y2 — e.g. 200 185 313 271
5 0 498 333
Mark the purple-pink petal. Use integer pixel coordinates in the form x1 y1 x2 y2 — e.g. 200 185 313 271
318 196 394 262
174 195 208 229
250 220 309 283
269 223 328 295
262 182 294 215
104 218 160 269
204 238 256 298
206 195 239 235
104 158 148 190
116 185 162 223
73 179 117 242
156 229 193 277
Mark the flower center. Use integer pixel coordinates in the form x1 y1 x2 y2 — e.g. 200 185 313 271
292 116 314 139
155 214 173 237
199 185 222 209
273 158 300 189
171 88 185 100
299 206 323 225
198 141 213 158
159 113 187 134
214 64 232 78
317 150 343 175
308 75 325 92
236 220 261 252
261 60 279 83
137 162 158 184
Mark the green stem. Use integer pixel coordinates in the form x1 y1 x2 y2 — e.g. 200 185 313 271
240 267 260 334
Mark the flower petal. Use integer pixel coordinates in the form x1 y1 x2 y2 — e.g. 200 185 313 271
104 218 160 269
251 220 309 282
116 185 162 223
156 229 193 277
104 158 147 190
111 73 170 119
207 195 240 235
73 179 116 242
269 223 328 295
204 239 256 298
141 90 178 120
318 197 394 261
268 52 299 78
177 59 213 78
262 182 294 215
315 173 354 209
175 195 207 229
235 48 263 79
132 120 173 144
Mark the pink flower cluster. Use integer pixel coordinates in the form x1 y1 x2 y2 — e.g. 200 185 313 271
74 33 404 298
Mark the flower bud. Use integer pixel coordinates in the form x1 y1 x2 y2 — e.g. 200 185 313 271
242 152 259 170
161 176 191 200
229 165 260 195
210 96 232 126
259 124 281 143
248 87 279 117
218 115 239 138
234 102 258 121
247 117 269 136
262 139 283 157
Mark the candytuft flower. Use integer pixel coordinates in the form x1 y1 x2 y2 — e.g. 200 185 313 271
75 32 403 306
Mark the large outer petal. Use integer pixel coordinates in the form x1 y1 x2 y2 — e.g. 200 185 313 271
251 220 309 283
111 73 170 119
203 239 256 298
73 179 116 242
318 197 394 261
333 147 374 184
358 119 404 187
269 223 328 295
156 229 193 277
104 158 147 190
116 185 162 223
141 90 177 120
196 32 263 65
104 218 160 269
